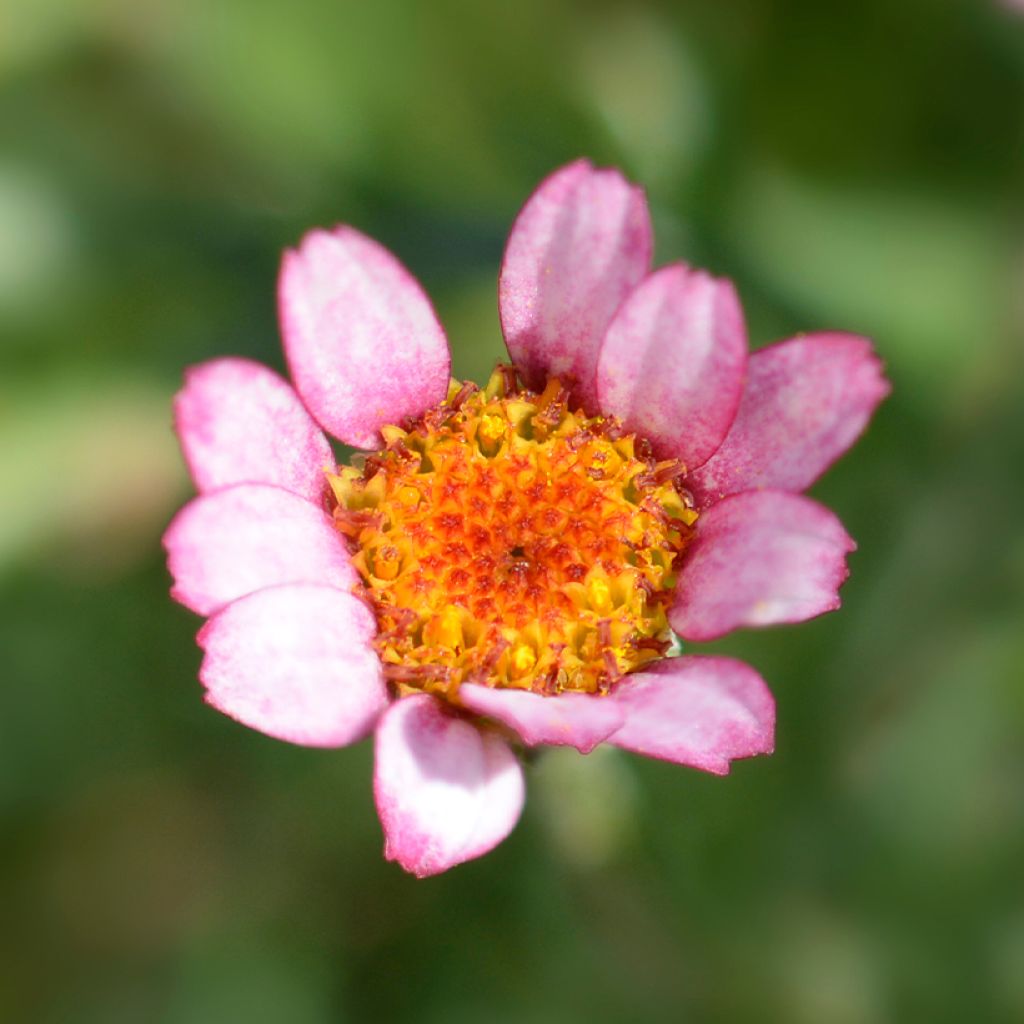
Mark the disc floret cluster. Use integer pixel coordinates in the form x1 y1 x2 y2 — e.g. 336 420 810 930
330 367 698 700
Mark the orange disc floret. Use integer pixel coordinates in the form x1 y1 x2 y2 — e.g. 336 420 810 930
328 366 698 700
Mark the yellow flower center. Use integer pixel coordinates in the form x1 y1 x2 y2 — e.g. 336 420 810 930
328 366 698 700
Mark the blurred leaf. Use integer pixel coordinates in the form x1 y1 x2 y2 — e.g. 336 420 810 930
0 374 184 573
532 746 640 869
574 8 710 189
728 165 1010 400
0 162 82 323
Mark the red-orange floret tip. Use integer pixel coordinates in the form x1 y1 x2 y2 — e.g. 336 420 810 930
328 365 699 701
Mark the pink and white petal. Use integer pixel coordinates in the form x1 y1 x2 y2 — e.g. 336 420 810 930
374 695 525 878
278 226 451 449
670 490 856 642
163 483 357 616
173 357 334 502
499 159 652 410
689 333 890 505
197 583 386 748
459 683 625 754
608 656 774 774
596 263 747 467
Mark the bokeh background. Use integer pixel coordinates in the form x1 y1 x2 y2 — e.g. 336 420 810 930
3 1 1024 1021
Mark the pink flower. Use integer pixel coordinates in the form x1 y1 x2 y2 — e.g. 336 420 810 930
164 160 889 877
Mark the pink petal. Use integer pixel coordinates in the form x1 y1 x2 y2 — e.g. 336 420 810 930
670 490 856 642
197 584 386 748
596 263 747 467
608 656 774 774
689 333 890 505
278 226 451 449
374 695 525 878
458 683 625 754
163 483 357 616
173 357 335 503
499 159 652 410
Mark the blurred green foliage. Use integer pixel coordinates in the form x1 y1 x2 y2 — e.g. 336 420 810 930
2 1 1023 1021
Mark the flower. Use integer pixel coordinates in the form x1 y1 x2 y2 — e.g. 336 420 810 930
163 160 889 877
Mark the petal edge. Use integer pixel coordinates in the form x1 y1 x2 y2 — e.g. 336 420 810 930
279 226 451 449
459 684 625 753
671 490 856 642
608 656 775 774
689 332 890 504
374 695 525 877
197 584 386 748
596 263 747 466
499 159 652 411
173 357 334 502
163 483 357 616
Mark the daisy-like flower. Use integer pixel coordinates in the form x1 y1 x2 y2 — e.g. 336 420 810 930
164 160 889 877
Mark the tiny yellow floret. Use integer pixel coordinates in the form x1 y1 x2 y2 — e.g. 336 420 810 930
587 576 613 614
478 412 505 448
510 643 537 679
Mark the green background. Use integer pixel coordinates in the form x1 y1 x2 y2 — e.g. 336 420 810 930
3 1 1023 1021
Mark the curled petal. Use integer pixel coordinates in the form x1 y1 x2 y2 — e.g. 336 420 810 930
163 483 357 616
608 656 774 774
689 333 890 505
374 695 525 878
173 357 334 503
459 683 625 754
499 159 652 410
279 226 451 449
596 263 747 467
198 584 386 748
670 490 856 642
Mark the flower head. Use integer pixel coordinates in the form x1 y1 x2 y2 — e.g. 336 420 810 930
164 160 889 877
